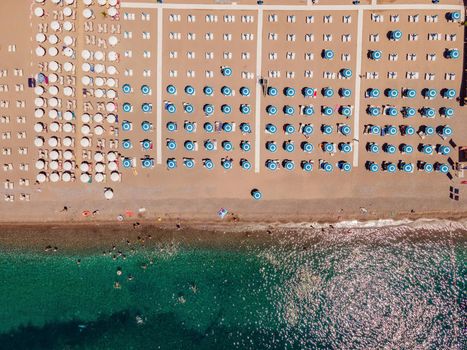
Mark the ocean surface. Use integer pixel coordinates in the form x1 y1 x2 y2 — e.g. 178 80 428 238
0 221 465 350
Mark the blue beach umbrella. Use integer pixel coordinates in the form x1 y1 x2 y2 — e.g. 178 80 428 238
167 158 177 169
435 163 449 173
240 87 250 96
267 87 278 96
301 142 314 153
368 88 380 98
241 159 252 170
222 141 233 151
221 67 232 76
370 50 382 60
265 123 277 133
422 125 434 136
383 143 396 154
301 161 313 172
184 85 195 95
221 104 232 114
141 139 152 150
240 104 251 114
339 124 351 136
141 85 151 95
166 103 176 113
402 125 415 136
423 88 437 99
221 86 232 96
302 124 313 136
284 124 295 134
122 139 132 149
439 125 453 137
339 143 352 153
386 107 398 117
184 140 195 151
341 68 352 78
251 188 262 199
265 160 278 171
303 87 314 97
167 85 177 95
240 141 251 152
184 103 194 113
122 120 132 131
184 158 195 169
367 142 379 153
266 105 278 115
339 88 352 98
321 124 333 134
400 144 414 154
323 87 334 97
445 49 459 59
122 158 132 168
284 87 295 97
322 106 334 116
421 144 433 154
203 86 213 96
303 106 314 116
142 158 153 168
240 123 251 134
403 89 416 98
122 103 132 112
437 145 451 155
421 107 436 118
203 122 214 133
321 162 333 172
448 11 461 21
440 107 454 117
283 105 295 115
442 89 456 99
122 84 132 94
203 104 214 115
203 159 214 170
142 103 152 113
368 125 381 135
222 123 233 132
283 160 295 171
421 162 434 172
340 106 352 117
221 159 232 170
338 161 352 172
368 106 381 116
184 122 195 133
141 121 151 131
323 142 335 153
283 141 295 152
386 89 399 98
204 140 215 151
266 141 277 152
389 30 402 40
166 139 177 150
322 49 334 59
367 161 379 172
384 162 397 173
385 125 398 136
403 107 416 118
401 162 414 173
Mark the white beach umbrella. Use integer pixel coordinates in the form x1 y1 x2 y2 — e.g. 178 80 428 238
106 89 116 99
48 137 59 147
48 97 59 108
48 34 58 45
80 162 90 172
94 125 104 135
48 109 58 119
64 150 74 160
35 0 45 3
63 123 73 133
95 77 104 87
50 21 60 31
49 122 60 132
64 62 74 72
36 33 46 43
95 89 104 98
36 173 47 183
108 36 118 46
34 86 44 95
80 173 91 183
104 188 114 200
106 78 116 87
48 61 59 72
83 8 93 19
34 97 45 107
83 0 93 5
95 163 105 173
64 111 73 121
35 46 46 57
94 64 104 73
34 122 44 133
94 51 104 61
35 159 45 170
34 7 45 17
81 113 91 123
51 0 61 3
93 113 103 123
107 152 117 162
80 137 90 147
107 65 116 75
81 50 91 60
82 63 91 72
63 137 73 147
49 150 60 160
106 114 116 123
65 0 75 4
64 86 73 97
64 47 74 58
64 36 73 46
62 172 72 182
106 102 115 112
95 173 104 183
49 85 59 95
49 160 59 170
94 152 104 162
108 51 118 62
35 108 45 118
81 76 91 86
81 124 91 135
63 160 73 171
108 161 118 171
108 0 117 5
98 0 107 5
63 7 73 17
50 172 60 183
63 21 73 31
108 7 118 17
48 47 59 57
34 137 44 147
110 172 120 182
49 73 58 83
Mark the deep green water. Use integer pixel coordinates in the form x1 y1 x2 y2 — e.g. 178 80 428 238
0 226 465 350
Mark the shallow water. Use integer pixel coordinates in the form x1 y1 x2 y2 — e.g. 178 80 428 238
0 225 464 350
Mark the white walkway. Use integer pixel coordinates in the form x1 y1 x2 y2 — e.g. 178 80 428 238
255 7 263 173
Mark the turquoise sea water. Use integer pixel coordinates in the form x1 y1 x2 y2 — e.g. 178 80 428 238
0 226 465 350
